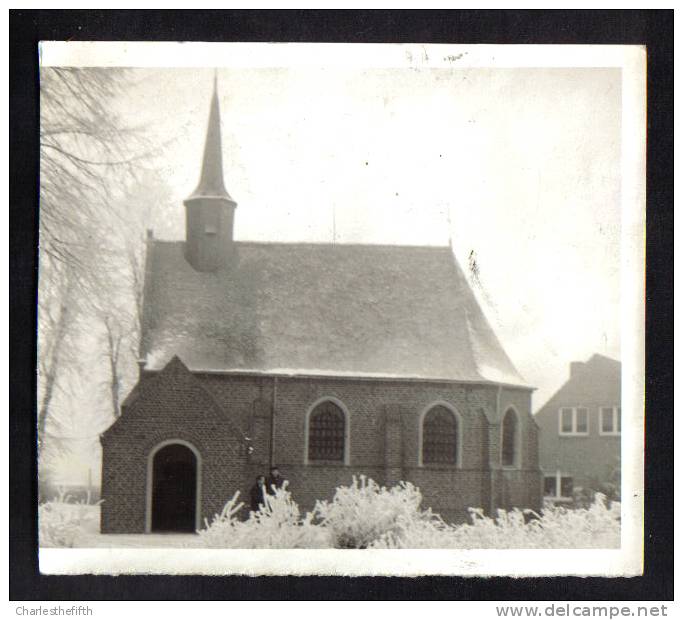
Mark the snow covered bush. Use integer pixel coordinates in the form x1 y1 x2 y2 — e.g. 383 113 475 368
198 484 330 549
371 493 620 549
314 475 441 548
195 491 244 548
39 491 100 548
198 478 620 549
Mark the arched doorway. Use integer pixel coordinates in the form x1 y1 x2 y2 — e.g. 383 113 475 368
149 442 199 533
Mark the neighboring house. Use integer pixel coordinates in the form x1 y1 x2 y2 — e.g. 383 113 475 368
100 80 543 534
535 354 621 502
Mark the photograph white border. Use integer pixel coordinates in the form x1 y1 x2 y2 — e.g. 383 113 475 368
37 41 646 577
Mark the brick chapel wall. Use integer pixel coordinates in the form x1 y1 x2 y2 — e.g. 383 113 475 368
100 364 252 533
101 368 541 532
499 387 540 472
496 387 543 512
257 377 539 521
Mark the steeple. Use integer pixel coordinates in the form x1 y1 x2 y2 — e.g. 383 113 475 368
188 72 233 201
183 74 238 272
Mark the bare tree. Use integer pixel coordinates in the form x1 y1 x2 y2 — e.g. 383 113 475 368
91 170 176 420
39 68 143 271
38 68 143 450
120 170 176 350
38 68 179 496
102 315 125 419
37 258 81 446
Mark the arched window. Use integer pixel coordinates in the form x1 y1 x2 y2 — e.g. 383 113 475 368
307 400 346 462
422 405 459 465
501 408 519 467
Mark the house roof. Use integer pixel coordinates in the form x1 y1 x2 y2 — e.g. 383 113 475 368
140 240 528 387
534 353 621 415
577 353 621 369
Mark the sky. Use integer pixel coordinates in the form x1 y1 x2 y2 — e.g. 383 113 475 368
123 65 621 410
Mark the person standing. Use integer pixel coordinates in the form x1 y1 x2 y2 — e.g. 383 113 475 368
249 475 267 512
265 466 286 495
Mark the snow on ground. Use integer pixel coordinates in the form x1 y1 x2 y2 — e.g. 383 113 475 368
41 505 204 548
75 506 203 548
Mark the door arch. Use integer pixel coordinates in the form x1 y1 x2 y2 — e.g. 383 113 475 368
146 440 201 533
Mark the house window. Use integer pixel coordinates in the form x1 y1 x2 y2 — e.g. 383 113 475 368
558 407 589 436
501 408 519 467
422 405 459 465
307 400 346 462
544 471 574 500
600 406 621 435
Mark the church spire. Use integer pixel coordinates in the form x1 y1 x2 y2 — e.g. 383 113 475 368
183 74 238 272
188 73 233 201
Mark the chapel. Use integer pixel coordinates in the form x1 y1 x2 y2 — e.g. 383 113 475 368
100 79 542 533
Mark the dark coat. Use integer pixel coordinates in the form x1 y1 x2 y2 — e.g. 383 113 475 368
265 474 286 495
249 482 266 512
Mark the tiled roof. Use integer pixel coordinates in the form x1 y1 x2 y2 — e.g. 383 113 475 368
140 240 527 387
